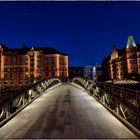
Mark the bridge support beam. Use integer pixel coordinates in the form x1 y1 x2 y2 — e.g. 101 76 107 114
0 78 61 127
73 77 140 131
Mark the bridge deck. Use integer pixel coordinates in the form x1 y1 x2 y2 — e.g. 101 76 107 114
0 83 137 139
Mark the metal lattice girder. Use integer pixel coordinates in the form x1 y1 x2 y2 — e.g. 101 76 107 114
97 82 140 111
72 78 140 130
0 109 4 119
0 78 61 127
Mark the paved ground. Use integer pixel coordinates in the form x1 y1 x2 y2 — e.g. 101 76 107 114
0 83 137 139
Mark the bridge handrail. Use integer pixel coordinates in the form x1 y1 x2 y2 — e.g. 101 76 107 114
0 78 61 127
97 81 140 95
73 77 140 130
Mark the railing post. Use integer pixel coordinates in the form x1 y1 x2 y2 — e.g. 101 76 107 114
137 114 140 130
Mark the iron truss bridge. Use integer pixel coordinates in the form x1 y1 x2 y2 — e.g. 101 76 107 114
0 78 61 127
73 77 140 133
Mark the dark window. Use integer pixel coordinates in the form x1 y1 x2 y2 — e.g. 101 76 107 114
19 73 22 79
4 59 8 65
4 68 7 72
52 72 55 76
46 72 48 76
46 57 49 64
129 53 135 58
31 57 34 61
46 67 48 71
38 59 42 63
19 56 22 65
19 67 22 72
52 57 56 64
11 57 14 65
4 73 8 79
130 59 136 64
37 55 42 58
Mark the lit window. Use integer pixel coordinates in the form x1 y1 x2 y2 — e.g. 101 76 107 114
131 65 135 69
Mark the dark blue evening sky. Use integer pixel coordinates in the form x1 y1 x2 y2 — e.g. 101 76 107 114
0 1 140 66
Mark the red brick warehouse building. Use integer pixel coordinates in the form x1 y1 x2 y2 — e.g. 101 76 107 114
102 36 140 81
0 45 68 88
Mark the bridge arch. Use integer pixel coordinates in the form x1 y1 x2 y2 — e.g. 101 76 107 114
0 78 61 127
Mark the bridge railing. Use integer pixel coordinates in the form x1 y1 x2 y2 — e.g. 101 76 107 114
0 78 61 127
73 77 140 131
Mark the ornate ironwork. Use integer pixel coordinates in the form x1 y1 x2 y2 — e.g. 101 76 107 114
73 77 140 130
0 78 61 127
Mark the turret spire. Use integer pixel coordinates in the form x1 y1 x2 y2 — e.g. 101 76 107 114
126 36 136 48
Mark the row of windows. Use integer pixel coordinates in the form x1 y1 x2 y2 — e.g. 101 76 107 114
45 72 66 77
129 59 140 64
4 73 28 78
4 67 29 71
4 57 67 66
45 67 67 71
111 59 140 65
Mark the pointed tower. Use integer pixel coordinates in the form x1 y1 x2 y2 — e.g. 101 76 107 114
126 36 136 48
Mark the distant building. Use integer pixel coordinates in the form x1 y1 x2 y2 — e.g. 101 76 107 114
102 36 140 81
68 66 83 80
0 45 68 88
93 64 102 81
83 66 94 80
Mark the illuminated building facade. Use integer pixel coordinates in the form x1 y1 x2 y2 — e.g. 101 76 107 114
102 36 140 81
0 45 68 87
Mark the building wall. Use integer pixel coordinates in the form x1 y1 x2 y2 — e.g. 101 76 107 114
102 36 140 81
83 66 94 80
0 46 68 88
96 65 102 81
137 52 140 74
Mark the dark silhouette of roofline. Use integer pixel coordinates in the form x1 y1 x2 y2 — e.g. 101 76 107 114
1 44 68 56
